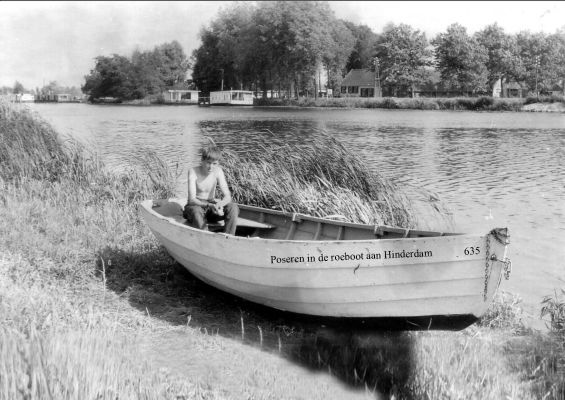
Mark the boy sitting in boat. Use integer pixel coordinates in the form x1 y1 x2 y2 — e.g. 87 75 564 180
183 144 239 235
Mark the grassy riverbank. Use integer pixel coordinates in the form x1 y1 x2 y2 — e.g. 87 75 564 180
1 100 564 399
254 95 565 112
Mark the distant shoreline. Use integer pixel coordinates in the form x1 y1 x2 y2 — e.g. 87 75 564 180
251 96 565 113
82 96 565 113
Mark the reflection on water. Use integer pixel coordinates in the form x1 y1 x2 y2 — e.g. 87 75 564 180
30 103 565 323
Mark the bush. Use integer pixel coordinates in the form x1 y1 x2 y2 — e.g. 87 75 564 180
478 291 525 333
381 97 399 109
455 98 474 110
414 99 440 110
541 289 565 335
474 96 494 110
436 98 459 110
492 98 523 112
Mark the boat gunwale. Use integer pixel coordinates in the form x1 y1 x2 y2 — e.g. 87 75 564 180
141 199 491 245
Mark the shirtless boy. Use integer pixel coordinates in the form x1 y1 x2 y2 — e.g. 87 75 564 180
183 145 239 235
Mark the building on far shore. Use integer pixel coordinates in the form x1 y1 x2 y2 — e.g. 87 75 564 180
16 93 35 102
340 69 382 98
210 90 254 105
57 93 72 102
162 84 199 104
502 81 527 98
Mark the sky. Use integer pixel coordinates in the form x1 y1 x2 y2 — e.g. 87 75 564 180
1 1 563 90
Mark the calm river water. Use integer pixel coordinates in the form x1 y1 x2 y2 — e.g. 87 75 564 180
29 103 564 326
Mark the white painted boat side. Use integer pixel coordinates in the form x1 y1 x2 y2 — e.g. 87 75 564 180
140 200 507 318
155 230 500 317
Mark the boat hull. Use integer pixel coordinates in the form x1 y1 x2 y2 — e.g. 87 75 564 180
140 199 509 320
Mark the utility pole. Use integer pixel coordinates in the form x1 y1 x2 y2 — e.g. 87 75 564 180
218 69 224 91
534 55 541 99
373 57 381 98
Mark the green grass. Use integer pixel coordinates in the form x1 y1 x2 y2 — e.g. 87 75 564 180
1 99 564 399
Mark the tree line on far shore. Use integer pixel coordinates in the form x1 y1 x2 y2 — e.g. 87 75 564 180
81 41 190 101
193 1 565 98
1 81 83 99
16 1 561 102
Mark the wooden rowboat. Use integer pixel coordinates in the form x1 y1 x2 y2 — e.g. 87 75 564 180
140 198 511 323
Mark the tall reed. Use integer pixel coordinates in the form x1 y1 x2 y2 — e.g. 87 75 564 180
221 129 453 229
0 99 70 182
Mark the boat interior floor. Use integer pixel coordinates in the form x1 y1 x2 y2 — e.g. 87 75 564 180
152 200 275 237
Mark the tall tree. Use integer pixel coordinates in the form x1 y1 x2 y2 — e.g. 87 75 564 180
153 41 190 87
343 22 380 71
13 81 24 94
191 3 256 93
474 23 521 90
192 1 353 98
83 41 189 101
216 3 256 90
132 49 163 97
323 20 355 94
252 1 328 97
82 55 139 100
40 80 62 96
515 31 556 95
191 27 223 94
548 29 565 94
432 23 489 94
376 23 433 97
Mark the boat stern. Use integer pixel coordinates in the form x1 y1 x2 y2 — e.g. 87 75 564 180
475 227 511 317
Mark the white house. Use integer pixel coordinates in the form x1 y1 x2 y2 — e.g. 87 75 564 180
340 69 381 97
18 93 35 102
210 90 253 105
57 94 72 102
162 85 199 104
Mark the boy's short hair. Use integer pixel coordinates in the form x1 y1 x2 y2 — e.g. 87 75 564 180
201 145 222 162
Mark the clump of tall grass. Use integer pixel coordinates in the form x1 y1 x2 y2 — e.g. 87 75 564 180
541 289 565 335
221 129 418 227
0 99 70 182
0 99 178 202
478 291 525 333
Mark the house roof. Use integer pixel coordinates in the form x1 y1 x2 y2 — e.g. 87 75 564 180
341 69 376 87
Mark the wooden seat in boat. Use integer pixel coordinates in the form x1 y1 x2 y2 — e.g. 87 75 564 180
207 218 276 232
